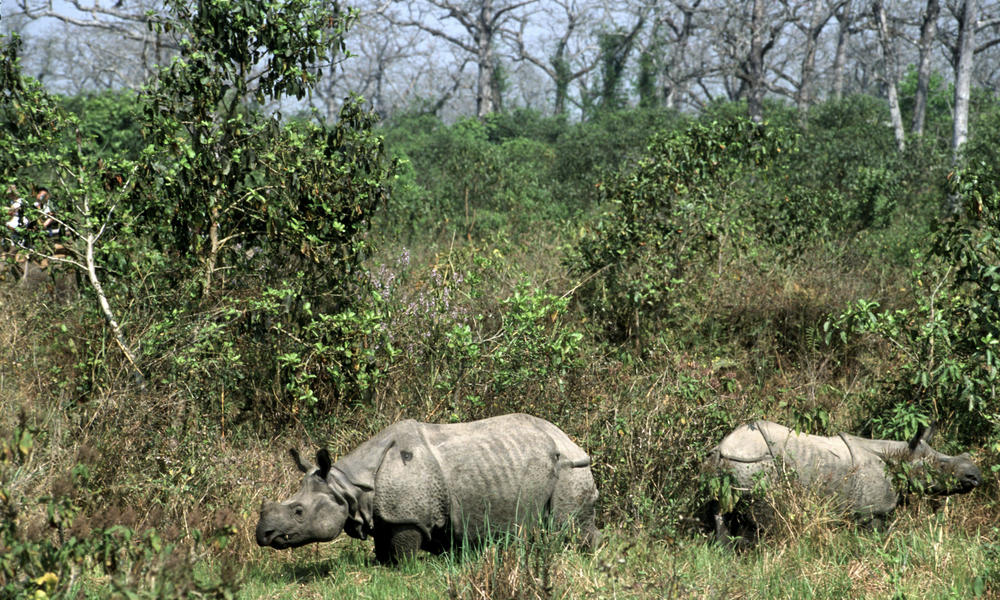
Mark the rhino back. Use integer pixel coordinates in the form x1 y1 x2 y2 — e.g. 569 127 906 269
430 414 569 537
370 414 592 542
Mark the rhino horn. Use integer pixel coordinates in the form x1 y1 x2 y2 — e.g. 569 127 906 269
289 448 311 473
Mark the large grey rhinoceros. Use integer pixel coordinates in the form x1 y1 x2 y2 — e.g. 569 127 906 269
256 413 599 564
705 420 982 542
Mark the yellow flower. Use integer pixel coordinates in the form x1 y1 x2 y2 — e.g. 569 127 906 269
34 572 58 593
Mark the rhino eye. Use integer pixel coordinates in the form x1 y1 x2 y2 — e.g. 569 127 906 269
293 506 304 517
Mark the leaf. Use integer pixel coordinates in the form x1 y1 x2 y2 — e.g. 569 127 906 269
18 429 33 456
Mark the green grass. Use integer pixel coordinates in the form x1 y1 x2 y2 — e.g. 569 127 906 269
224 514 997 600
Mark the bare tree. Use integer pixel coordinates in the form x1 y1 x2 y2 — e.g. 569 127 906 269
796 0 845 119
510 0 604 116
831 0 856 99
911 0 940 135
315 16 433 120
713 0 792 122
14 0 174 90
384 0 538 117
638 0 711 110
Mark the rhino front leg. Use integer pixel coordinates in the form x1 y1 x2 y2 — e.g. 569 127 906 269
374 525 423 565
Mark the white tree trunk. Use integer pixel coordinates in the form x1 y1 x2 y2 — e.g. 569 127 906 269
952 0 977 164
874 0 905 151
832 0 853 100
746 0 767 124
86 230 141 375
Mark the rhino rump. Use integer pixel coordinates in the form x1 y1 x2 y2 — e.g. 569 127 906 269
368 414 597 550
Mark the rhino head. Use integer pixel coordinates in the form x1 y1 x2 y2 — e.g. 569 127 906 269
256 448 351 549
900 425 982 495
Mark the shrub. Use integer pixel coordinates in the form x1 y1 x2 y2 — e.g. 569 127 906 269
568 114 790 342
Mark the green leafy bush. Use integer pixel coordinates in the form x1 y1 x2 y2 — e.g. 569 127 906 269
818 106 1000 446
0 420 239 599
366 243 584 421
569 115 790 341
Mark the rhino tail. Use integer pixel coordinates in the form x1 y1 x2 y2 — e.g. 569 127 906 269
559 455 592 469
706 445 722 467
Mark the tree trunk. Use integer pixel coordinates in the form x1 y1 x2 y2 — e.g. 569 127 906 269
204 203 220 295
796 0 831 122
952 0 977 164
912 0 940 136
476 1 496 118
874 0 905 151
551 51 570 116
832 0 853 100
86 230 141 376
746 0 767 123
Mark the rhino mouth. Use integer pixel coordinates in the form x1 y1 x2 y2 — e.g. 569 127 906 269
256 528 307 549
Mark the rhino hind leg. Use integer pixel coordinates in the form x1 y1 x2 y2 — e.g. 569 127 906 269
374 525 424 565
550 467 600 549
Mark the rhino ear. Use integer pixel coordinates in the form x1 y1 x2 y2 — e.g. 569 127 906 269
908 422 937 452
289 448 311 473
316 448 332 480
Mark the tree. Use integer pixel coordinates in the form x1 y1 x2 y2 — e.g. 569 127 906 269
384 0 538 118
911 0 940 136
714 0 792 123
137 0 378 296
6 0 396 410
873 0 906 151
637 0 709 111
593 17 645 113
950 0 978 166
1 35 141 370
831 0 856 99
14 0 175 91
795 0 844 120
511 0 604 116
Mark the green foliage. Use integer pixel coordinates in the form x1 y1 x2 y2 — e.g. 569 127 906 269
60 90 145 159
898 66 954 138
138 0 376 294
0 420 239 599
365 244 584 422
551 108 683 207
1 34 144 357
383 117 563 239
380 107 685 243
816 104 1000 446
569 114 791 341
590 29 638 115
823 259 986 444
781 95 915 239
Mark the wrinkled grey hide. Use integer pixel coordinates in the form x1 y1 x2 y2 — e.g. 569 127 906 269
256 413 600 564
706 420 981 543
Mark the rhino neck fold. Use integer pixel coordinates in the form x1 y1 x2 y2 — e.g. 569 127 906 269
837 432 858 469
327 464 374 540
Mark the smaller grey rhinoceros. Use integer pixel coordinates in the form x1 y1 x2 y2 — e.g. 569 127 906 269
256 413 599 564
705 420 982 542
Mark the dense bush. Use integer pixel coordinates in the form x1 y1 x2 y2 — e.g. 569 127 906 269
820 106 1000 448
568 114 791 342
379 107 687 242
